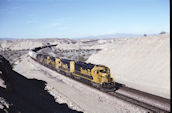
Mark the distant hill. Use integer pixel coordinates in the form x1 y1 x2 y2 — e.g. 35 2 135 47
80 33 144 39
0 38 16 40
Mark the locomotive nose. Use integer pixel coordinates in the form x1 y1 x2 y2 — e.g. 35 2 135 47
106 74 112 82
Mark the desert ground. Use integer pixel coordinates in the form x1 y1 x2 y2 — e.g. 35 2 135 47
0 33 170 113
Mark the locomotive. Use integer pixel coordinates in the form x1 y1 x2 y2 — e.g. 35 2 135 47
29 49 115 91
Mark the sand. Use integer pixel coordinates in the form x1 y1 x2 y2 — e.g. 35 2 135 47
1 33 170 112
13 55 148 113
87 34 170 99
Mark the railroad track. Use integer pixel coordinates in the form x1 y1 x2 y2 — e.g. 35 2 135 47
108 88 170 113
30 45 170 113
31 58 170 113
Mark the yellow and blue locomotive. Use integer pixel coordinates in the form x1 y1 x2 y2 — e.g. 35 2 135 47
34 53 115 90
29 48 115 91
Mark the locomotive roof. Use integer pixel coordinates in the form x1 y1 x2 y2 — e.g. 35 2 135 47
61 58 72 63
75 61 95 70
50 56 55 61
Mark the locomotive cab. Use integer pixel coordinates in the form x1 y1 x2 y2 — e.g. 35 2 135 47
95 66 115 89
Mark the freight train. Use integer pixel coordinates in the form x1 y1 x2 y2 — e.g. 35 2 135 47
29 48 115 91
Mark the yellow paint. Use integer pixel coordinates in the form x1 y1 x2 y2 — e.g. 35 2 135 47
55 58 61 68
44 59 47 65
80 68 91 75
72 73 91 81
91 65 112 84
47 56 51 65
51 60 55 67
40 56 44 63
70 61 75 72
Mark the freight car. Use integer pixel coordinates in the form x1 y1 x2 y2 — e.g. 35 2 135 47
29 50 115 91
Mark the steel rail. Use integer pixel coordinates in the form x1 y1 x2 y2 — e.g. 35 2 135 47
30 46 171 113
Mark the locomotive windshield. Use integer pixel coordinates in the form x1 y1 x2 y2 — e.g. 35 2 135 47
100 70 106 73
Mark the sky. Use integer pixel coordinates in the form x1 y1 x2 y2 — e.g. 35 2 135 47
0 0 170 39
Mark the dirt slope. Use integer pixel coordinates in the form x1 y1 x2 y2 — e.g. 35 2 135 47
13 55 148 113
87 34 170 99
0 55 81 113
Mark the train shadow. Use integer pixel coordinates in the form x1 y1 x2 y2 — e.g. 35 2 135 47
115 82 125 90
0 70 82 113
